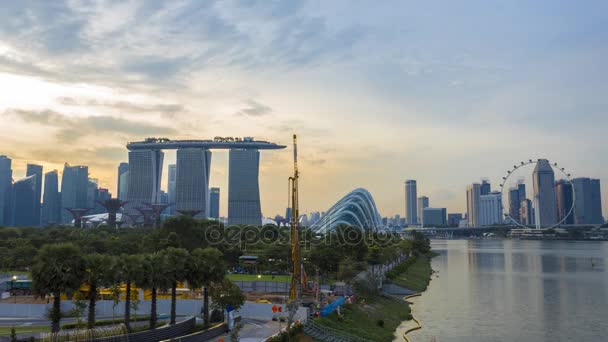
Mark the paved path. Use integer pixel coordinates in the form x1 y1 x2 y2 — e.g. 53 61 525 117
209 318 283 342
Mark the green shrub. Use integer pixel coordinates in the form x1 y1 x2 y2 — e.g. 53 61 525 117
376 319 384 327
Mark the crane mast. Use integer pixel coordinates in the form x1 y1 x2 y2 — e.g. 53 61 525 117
289 134 301 302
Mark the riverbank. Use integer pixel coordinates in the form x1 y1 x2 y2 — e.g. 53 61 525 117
387 254 436 293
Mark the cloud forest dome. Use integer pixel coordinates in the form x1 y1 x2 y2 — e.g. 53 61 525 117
310 188 384 234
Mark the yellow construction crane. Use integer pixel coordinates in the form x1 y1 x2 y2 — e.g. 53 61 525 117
289 134 301 302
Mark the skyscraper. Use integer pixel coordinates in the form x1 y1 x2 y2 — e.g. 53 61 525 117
26 164 43 226
520 199 534 226
41 170 61 226
533 159 557 228
466 183 481 227
422 207 447 227
126 149 164 217
479 192 502 226
555 179 574 225
209 187 220 220
87 178 100 214
175 148 212 218
167 164 177 215
228 149 261 226
517 183 526 207
481 180 491 196
417 196 429 225
572 178 603 225
405 180 417 225
0 155 12 226
508 187 521 223
11 175 37 227
117 163 129 201
60 163 89 223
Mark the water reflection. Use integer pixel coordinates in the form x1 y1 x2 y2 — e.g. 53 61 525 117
396 240 608 342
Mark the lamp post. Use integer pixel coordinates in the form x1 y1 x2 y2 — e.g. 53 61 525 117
12 275 17 304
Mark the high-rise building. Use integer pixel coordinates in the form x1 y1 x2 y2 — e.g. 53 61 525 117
167 164 177 214
285 207 293 221
417 196 429 225
11 175 37 227
209 187 220 220
447 213 463 226
0 155 12 226
479 192 502 226
41 171 61 226
60 163 89 224
175 148 212 218
520 199 534 226
126 149 164 216
405 180 417 225
466 183 481 227
117 163 129 201
228 149 261 226
422 207 447 227
517 183 526 207
481 180 491 196
572 178 603 225
87 178 100 214
555 179 574 225
159 190 169 205
508 188 521 223
533 159 557 227
26 164 43 226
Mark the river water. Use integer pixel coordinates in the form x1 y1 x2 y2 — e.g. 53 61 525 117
395 239 608 342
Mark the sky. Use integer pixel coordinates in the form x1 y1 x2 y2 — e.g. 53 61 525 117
0 0 607 219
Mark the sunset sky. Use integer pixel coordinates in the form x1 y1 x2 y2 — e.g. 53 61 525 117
1 1 607 218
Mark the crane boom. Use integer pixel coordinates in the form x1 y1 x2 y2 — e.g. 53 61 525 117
289 134 301 302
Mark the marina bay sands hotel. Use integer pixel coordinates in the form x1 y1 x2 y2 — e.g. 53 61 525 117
125 137 285 225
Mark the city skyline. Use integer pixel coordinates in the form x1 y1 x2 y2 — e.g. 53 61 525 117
0 1 607 218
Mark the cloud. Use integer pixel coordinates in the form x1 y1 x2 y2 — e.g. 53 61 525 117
235 99 273 117
57 97 185 117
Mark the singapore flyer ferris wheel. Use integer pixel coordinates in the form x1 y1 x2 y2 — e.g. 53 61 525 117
499 158 576 230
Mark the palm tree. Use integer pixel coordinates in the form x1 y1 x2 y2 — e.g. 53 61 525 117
115 254 144 332
83 254 115 329
137 253 170 329
31 243 86 333
161 247 190 325
188 248 226 329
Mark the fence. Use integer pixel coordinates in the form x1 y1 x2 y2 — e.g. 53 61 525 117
232 281 290 293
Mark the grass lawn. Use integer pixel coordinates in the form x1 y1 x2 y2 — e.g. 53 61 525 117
391 255 434 292
315 295 411 342
227 274 291 283
0 326 50 336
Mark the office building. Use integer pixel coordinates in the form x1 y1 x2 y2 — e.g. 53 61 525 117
517 183 526 207
11 175 37 227
167 164 177 214
117 163 129 201
228 149 262 226
405 180 417 225
60 163 89 223
417 196 429 225
555 179 574 225
466 183 481 227
209 187 220 219
159 190 169 205
481 180 491 196
285 207 292 222
87 178 100 214
520 199 534 226
508 187 521 223
479 192 502 226
26 164 43 226
41 171 61 226
422 207 447 227
126 149 164 216
448 213 463 226
175 148 212 218
572 178 603 225
0 156 12 226
533 159 557 227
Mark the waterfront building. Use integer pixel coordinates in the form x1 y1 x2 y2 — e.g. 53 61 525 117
508 187 521 223
518 183 527 208
11 175 38 227
41 171 61 226
448 213 463 226
555 179 574 225
479 192 502 226
176 148 212 218
228 149 262 226
572 178 603 224
310 188 384 233
520 199 534 226
466 183 481 227
117 163 129 201
60 163 89 224
126 149 164 217
167 164 176 214
0 156 12 226
533 159 557 227
422 207 447 227
209 187 220 219
26 164 43 226
405 180 418 225
417 196 429 225
481 179 491 196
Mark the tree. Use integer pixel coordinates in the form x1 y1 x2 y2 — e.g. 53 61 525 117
114 254 144 332
188 248 226 328
31 243 86 333
83 254 114 329
209 279 245 315
161 247 190 325
137 253 170 329
161 216 206 251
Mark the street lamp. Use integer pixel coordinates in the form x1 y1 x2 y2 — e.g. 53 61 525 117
11 275 17 304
